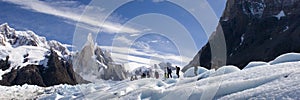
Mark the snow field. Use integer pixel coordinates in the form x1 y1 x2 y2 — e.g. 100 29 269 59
2 53 300 99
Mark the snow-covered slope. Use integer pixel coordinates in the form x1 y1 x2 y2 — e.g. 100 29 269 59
2 52 300 99
0 23 90 86
0 23 129 86
0 23 70 66
0 23 71 79
0 46 49 80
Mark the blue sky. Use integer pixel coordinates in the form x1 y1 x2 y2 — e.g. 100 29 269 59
0 0 226 67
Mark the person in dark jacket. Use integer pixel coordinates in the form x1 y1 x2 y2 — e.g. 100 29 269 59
176 66 180 78
155 71 159 79
167 67 172 78
134 75 138 80
164 68 168 79
141 73 146 78
130 76 134 81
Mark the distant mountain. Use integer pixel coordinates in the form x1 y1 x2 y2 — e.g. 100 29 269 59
183 0 300 71
73 33 128 81
0 23 127 86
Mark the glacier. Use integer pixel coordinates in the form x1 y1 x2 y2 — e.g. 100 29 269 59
1 52 300 99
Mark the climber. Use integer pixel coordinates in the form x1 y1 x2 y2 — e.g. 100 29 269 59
176 66 180 78
167 66 172 78
141 73 146 78
155 71 159 79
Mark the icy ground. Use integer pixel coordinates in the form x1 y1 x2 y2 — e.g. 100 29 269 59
1 53 300 100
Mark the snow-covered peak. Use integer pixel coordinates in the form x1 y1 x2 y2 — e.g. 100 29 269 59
0 23 70 56
47 40 70 55
73 33 127 81
86 33 94 46
0 23 46 47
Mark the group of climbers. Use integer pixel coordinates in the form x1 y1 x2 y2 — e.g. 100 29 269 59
130 65 181 81
165 66 180 79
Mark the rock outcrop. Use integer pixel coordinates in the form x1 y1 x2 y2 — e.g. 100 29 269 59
100 63 127 81
73 33 128 81
183 0 300 71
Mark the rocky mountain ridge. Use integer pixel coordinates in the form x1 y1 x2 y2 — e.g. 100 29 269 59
0 23 70 55
183 0 300 71
0 23 90 86
0 23 127 86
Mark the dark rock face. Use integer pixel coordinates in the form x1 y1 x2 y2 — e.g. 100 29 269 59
0 64 46 86
0 68 17 86
40 49 89 86
100 63 127 81
0 50 89 87
183 0 300 71
95 47 113 65
0 56 10 71
13 65 46 86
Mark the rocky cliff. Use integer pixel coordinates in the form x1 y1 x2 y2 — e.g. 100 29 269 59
183 0 300 71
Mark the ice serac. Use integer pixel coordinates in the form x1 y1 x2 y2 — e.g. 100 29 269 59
0 23 88 86
73 33 127 81
183 0 300 71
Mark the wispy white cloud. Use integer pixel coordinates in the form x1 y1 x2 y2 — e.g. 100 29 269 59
149 40 159 43
133 41 151 51
2 0 141 34
113 35 133 46
101 46 191 67
123 62 151 72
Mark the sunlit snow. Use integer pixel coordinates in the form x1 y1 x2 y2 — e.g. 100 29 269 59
1 52 300 99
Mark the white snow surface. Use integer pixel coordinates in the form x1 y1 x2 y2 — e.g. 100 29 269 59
0 46 49 80
269 53 300 65
210 66 240 77
283 26 289 32
0 46 49 67
275 10 286 20
243 61 269 70
2 52 300 99
239 34 245 46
